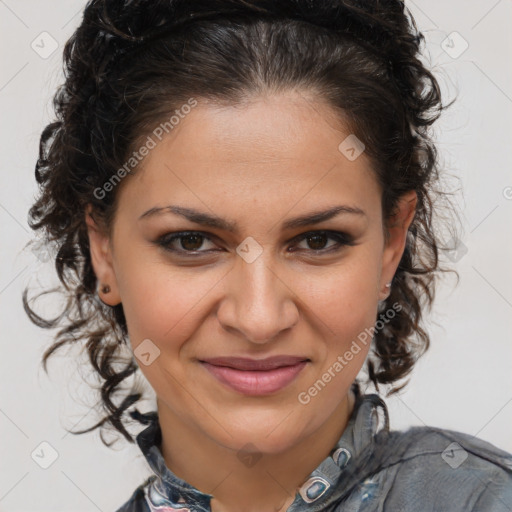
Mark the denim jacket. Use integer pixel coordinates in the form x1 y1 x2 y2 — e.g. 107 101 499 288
116 387 512 512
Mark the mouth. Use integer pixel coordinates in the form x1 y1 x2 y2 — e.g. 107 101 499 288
198 356 310 396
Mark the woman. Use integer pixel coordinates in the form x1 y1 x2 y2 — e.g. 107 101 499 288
24 0 512 511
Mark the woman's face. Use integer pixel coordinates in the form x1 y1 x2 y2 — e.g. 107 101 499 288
87 91 416 454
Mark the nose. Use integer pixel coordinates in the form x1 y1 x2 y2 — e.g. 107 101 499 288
216 252 299 344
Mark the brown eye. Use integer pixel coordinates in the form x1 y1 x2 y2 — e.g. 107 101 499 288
156 231 218 254
291 230 354 253
304 233 329 250
156 230 354 257
180 234 206 251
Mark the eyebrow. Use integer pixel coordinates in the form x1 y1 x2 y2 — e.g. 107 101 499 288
138 204 366 232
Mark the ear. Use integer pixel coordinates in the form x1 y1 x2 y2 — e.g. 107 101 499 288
378 190 417 301
85 204 122 306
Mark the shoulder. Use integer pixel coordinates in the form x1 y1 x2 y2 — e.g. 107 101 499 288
368 425 512 511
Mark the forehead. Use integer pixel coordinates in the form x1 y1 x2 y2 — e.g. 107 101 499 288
116 91 381 223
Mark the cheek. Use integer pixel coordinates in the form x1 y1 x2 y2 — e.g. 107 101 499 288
115 230 381 354
115 251 222 346
296 259 380 384
298 256 380 330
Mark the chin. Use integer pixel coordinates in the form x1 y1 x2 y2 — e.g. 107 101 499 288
205 408 316 454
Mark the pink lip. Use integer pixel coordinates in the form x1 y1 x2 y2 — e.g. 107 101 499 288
199 356 309 395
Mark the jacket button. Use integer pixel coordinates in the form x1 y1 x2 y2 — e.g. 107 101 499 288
332 447 351 468
299 477 330 503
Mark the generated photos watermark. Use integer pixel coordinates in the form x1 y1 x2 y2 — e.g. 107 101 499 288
298 301 402 405
93 97 198 200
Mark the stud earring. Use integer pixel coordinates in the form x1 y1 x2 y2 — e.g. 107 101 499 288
379 282 392 305
100 284 111 294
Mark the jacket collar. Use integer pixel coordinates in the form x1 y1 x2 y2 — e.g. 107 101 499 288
133 385 389 511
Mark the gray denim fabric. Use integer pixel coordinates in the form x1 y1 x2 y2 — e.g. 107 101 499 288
116 387 512 511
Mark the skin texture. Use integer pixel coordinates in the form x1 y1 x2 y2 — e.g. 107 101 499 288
86 91 417 512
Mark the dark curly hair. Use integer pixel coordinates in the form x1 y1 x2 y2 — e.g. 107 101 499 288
23 0 460 446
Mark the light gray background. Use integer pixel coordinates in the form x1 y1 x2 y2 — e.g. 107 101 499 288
1 1 511 510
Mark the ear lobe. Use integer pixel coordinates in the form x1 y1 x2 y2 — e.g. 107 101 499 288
85 204 121 306
379 190 418 300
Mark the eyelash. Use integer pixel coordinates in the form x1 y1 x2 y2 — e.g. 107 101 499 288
155 230 355 256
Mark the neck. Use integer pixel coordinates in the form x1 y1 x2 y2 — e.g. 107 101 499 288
157 390 356 512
